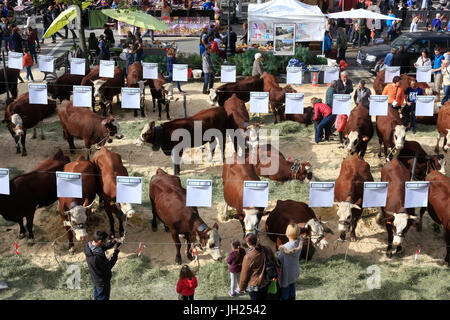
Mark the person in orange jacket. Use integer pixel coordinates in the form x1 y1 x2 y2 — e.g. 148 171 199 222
381 75 404 110
22 47 34 82
176 265 198 300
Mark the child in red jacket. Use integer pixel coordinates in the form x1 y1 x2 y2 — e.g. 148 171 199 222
176 265 198 300
23 48 34 82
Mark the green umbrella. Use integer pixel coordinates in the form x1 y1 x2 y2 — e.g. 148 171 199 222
101 9 169 31
42 1 92 39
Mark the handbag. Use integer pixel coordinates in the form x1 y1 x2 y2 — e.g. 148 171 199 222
267 279 277 294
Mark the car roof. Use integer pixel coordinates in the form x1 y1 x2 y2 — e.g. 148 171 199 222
403 32 450 39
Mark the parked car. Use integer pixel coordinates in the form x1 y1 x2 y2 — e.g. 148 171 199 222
356 32 450 74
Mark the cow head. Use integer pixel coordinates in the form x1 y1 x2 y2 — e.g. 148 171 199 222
385 212 418 245
291 160 312 181
197 223 222 261
393 125 406 151
135 121 162 151
137 80 147 93
333 200 361 233
243 208 263 236
92 79 107 100
304 218 329 250
101 115 123 140
444 129 450 152
345 131 369 154
116 202 135 218
162 83 174 100
209 88 218 106
6 113 24 136
62 200 95 241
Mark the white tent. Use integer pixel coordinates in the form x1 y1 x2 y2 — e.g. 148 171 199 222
327 9 402 20
247 0 326 43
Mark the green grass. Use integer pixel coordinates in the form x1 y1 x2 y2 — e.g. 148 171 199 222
0 254 447 300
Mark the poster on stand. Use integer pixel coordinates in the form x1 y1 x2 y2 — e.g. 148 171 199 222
273 24 295 56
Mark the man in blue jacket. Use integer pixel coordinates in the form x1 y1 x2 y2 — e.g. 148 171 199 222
84 230 121 300
402 79 423 134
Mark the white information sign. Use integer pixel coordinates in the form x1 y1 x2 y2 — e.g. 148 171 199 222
221 65 236 83
142 62 158 79
186 179 213 207
249 92 269 113
56 172 82 199
309 182 335 207
116 176 142 204
0 169 10 195
286 67 302 85
173 64 188 82
415 96 435 116
285 93 304 114
38 55 55 73
369 95 389 116
73 86 92 108
99 60 115 78
243 181 269 208
416 66 432 83
121 88 141 109
404 181 429 208
362 182 388 208
385 66 400 83
324 67 339 84
28 84 48 104
332 94 351 115
8 52 23 70
70 58 86 76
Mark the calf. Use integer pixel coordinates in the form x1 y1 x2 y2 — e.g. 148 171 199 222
136 107 228 174
3 93 56 156
148 73 173 120
0 150 70 242
334 153 374 241
209 75 264 106
265 200 332 259
222 155 268 236
58 156 97 252
48 65 91 101
435 102 450 154
344 103 373 158
92 66 125 116
126 62 148 118
249 144 312 182
398 140 446 180
285 106 314 126
380 158 417 258
57 100 123 156
0 67 19 101
422 170 450 266
376 105 407 158
269 85 297 123
92 147 136 238
149 168 222 264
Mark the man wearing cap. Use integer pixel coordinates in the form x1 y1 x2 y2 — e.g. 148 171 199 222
353 80 371 108
252 53 264 77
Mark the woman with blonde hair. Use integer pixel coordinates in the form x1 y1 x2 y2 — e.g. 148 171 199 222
277 223 303 300
410 16 420 32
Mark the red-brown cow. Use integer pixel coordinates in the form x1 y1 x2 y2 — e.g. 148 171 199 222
47 64 91 101
422 170 450 266
0 67 20 101
222 155 268 236
343 103 373 158
435 102 450 153
126 62 148 118
223 94 250 131
58 156 97 252
269 85 297 123
249 144 312 182
376 105 407 158
92 67 125 116
148 73 173 120
57 100 123 156
334 153 374 241
136 107 228 174
0 150 70 241
265 200 333 259
3 93 56 156
209 75 264 106
380 158 417 258
92 147 136 238
285 106 314 126
149 168 222 264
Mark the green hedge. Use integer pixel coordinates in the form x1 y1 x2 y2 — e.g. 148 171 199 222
143 46 327 77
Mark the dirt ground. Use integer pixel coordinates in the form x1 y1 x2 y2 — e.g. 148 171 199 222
0 75 448 273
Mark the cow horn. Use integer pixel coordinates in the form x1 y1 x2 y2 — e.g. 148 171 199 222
408 215 419 220
351 203 361 210
85 200 95 209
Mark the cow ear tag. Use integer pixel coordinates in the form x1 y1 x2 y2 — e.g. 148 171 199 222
110 201 115 206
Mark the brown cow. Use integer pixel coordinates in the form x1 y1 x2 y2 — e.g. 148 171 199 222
136 107 228 174
148 73 173 120
265 200 333 259
285 106 314 126
398 140 446 180
209 75 264 106
261 72 280 92
47 64 91 102
57 100 123 155
126 62 148 118
223 94 250 131
435 102 450 153
58 156 97 252
149 168 222 264
380 158 417 258
269 85 297 123
334 153 374 241
92 147 136 238
343 103 373 158
0 150 70 241
3 93 56 156
92 66 125 116
376 105 407 158
0 67 20 101
422 170 450 266
222 154 268 236
249 144 312 182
